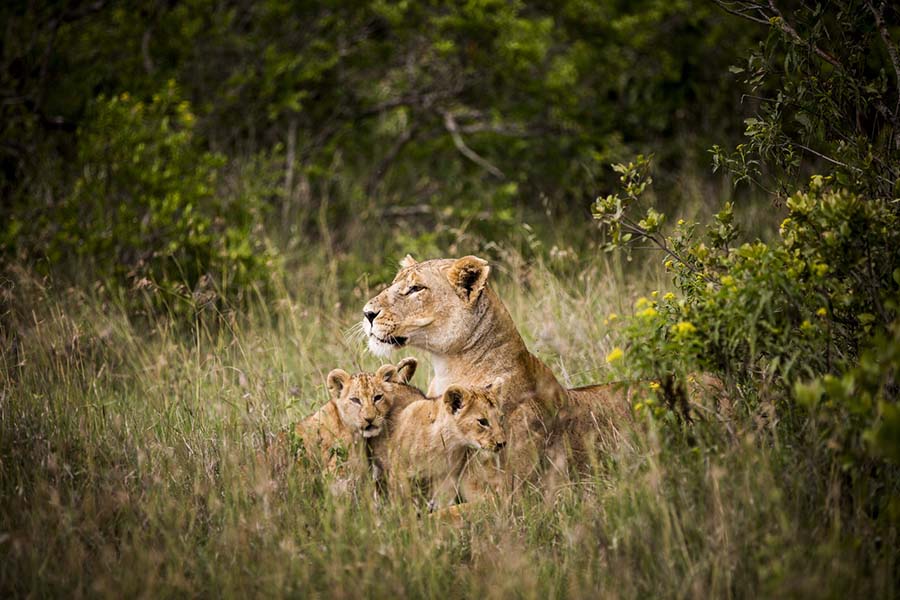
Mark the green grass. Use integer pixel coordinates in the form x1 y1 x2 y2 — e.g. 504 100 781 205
1 252 896 598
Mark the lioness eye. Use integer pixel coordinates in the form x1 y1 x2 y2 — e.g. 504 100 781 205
404 285 425 296
373 394 383 403
350 397 361 405
477 418 490 428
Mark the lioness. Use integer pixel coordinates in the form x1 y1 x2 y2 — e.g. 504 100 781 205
383 381 506 510
362 255 622 489
293 358 421 485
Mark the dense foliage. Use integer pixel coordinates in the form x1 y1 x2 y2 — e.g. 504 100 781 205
710 0 900 198
593 0 900 535
13 82 276 305
1 0 761 295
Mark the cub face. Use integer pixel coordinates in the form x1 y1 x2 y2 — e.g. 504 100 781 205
442 379 506 452
361 255 492 358
327 358 417 439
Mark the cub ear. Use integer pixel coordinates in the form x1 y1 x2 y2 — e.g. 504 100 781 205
375 364 398 383
443 385 468 415
326 369 351 400
395 357 417 383
486 376 504 399
447 255 491 304
400 254 418 268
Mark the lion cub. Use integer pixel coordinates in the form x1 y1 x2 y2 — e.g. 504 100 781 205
293 358 421 482
383 380 506 509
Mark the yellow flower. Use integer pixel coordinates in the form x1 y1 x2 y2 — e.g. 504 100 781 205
607 312 618 322
677 219 685 226
813 263 829 277
816 307 828 317
720 275 735 286
635 296 652 309
664 260 674 271
800 320 814 332
810 174 826 189
605 347 624 363
649 381 661 390
651 290 659 298
636 307 658 319
671 321 697 336
663 292 675 301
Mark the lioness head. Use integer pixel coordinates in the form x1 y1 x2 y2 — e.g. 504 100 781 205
442 379 506 453
327 358 417 438
362 255 491 357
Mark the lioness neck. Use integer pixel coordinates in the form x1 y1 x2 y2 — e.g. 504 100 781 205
429 287 566 413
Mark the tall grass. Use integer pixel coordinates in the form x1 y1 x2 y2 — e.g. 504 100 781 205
1 249 895 598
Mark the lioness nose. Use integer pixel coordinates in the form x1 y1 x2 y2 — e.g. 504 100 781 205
364 309 379 324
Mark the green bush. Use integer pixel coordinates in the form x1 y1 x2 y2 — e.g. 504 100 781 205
4 82 277 309
708 0 900 199
595 164 900 469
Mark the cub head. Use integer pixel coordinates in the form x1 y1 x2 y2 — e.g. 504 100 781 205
361 255 492 357
327 358 418 438
441 379 506 453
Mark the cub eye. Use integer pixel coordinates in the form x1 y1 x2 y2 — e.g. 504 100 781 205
477 418 490 428
373 394 383 403
350 397 361 405
403 285 425 296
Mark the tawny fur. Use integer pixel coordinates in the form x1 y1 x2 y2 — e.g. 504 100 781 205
380 383 506 509
292 358 423 491
362 255 632 493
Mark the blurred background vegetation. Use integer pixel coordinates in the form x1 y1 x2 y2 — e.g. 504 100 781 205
2 0 769 297
2 0 899 596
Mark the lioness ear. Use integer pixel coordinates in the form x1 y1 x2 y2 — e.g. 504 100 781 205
395 357 417 383
375 364 398 383
400 254 418 268
327 369 351 400
447 255 490 304
443 385 467 415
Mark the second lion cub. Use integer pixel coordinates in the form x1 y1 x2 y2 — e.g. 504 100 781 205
383 380 506 509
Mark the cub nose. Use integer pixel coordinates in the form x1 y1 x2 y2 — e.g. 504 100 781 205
495 441 506 450
364 309 380 325
364 416 374 425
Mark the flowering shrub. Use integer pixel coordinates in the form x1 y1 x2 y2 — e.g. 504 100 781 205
595 162 900 465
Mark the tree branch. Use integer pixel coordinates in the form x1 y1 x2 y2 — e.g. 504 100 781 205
141 28 155 75
865 1 900 147
442 111 504 178
711 1 771 26
616 216 705 278
365 122 421 196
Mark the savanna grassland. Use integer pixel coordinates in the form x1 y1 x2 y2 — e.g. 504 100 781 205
4 250 894 599
3 1 900 598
